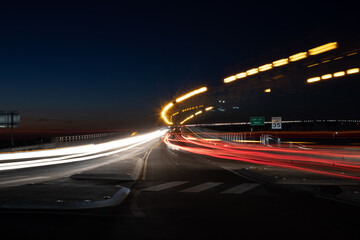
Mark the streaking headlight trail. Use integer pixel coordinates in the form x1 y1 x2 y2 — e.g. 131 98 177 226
0 130 167 171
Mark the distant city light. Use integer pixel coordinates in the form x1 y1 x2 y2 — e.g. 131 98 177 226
308 42 338 55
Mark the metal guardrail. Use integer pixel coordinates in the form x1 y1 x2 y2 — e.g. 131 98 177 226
187 126 305 148
57 132 118 143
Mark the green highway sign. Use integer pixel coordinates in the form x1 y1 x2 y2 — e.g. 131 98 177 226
250 116 265 126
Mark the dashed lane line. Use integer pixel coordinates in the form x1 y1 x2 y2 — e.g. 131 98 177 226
221 183 260 194
142 181 189 191
180 182 223 193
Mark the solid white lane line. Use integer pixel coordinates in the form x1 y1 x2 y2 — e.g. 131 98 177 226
0 176 49 186
141 150 151 181
180 182 223 193
221 183 260 194
141 140 162 181
142 181 189 191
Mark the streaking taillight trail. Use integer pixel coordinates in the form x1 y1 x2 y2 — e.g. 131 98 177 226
163 133 360 180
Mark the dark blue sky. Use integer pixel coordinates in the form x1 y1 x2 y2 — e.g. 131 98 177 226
0 1 357 130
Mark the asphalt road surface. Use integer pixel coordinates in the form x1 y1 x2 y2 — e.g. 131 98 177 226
1 139 360 239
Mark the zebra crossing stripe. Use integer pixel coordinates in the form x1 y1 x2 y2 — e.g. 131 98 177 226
221 183 260 194
142 181 189 191
180 182 223 193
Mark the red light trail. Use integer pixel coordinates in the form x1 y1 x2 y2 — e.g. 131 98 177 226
163 133 360 180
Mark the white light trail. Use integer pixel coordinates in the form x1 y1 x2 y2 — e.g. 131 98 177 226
0 130 167 171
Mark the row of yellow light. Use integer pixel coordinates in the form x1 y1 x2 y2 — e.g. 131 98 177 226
161 87 208 125
307 68 359 83
182 105 204 112
180 106 214 125
175 87 207 102
224 42 338 83
307 51 358 68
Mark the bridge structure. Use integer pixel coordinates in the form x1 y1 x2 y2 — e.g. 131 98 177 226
161 41 360 132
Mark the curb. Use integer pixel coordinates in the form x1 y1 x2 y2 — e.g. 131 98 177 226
0 186 130 210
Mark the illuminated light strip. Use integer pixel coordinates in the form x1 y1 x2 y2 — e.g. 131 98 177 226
0 130 167 171
321 74 332 80
259 64 272 72
246 68 258 75
201 138 222 141
180 114 194 125
307 77 321 83
333 56 343 60
333 71 345 77
273 58 288 67
0 144 95 161
308 67 359 83
223 42 338 84
170 111 179 122
264 88 271 93
347 68 359 74
181 106 212 125
224 76 236 83
347 52 358 56
308 42 338 55
162 87 207 125
176 87 207 103
236 72 247 79
289 52 307 62
233 140 261 143
161 102 174 125
307 63 319 68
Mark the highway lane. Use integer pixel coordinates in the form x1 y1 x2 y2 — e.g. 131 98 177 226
0 131 164 188
118 142 360 238
1 140 360 239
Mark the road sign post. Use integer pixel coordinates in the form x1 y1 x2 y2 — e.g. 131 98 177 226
0 111 20 147
271 117 282 130
250 117 265 126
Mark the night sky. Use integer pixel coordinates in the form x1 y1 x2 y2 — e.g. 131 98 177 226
0 1 358 131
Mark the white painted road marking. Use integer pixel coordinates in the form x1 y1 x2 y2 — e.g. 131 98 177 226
142 181 189 191
221 183 260 194
180 182 223 193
